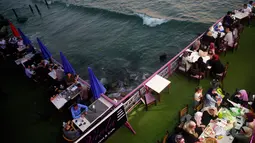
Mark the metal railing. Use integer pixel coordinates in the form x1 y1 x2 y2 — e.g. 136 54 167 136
107 16 225 113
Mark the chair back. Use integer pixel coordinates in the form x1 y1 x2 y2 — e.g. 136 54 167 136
63 134 76 142
179 105 189 122
178 58 188 73
195 102 203 111
223 62 229 77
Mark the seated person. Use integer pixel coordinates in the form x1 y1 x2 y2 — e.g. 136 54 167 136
201 31 215 46
204 88 222 108
243 113 255 130
0 37 6 53
194 86 203 107
180 52 192 72
242 4 252 14
63 121 80 140
52 66 64 81
224 27 234 48
201 107 218 125
192 39 201 52
234 89 249 107
198 48 208 57
71 103 88 119
37 60 48 68
232 24 239 40
8 36 18 54
77 83 89 104
230 126 253 143
223 11 234 27
248 1 254 9
17 38 25 49
192 111 206 135
167 134 185 143
65 73 76 87
214 22 224 32
25 65 35 79
182 121 200 143
195 57 207 73
209 43 215 55
208 55 225 75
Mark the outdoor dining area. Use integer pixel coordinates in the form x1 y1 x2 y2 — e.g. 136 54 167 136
177 6 252 85
158 84 255 143
1 21 115 142
157 4 255 143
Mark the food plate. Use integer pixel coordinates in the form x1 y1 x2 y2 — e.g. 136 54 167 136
204 126 216 137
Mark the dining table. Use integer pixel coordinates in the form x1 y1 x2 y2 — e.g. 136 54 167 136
199 99 251 143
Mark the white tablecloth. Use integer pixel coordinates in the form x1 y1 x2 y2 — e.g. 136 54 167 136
233 12 249 20
15 53 35 65
48 71 57 79
51 96 67 109
212 31 225 39
199 108 246 143
145 74 171 93
72 117 91 132
189 52 210 63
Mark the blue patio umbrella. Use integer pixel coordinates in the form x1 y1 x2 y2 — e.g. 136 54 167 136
18 28 32 46
88 67 106 100
60 52 76 75
37 38 52 60
18 28 35 53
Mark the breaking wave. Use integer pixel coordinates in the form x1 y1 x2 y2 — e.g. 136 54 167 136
41 0 169 27
135 13 168 27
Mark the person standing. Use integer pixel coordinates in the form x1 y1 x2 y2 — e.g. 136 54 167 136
77 83 89 104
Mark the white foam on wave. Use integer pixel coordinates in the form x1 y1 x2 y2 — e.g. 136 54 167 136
48 0 168 27
136 13 168 27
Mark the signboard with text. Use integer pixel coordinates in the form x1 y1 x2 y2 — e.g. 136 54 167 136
75 104 127 143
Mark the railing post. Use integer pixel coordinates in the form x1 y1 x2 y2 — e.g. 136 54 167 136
168 64 172 77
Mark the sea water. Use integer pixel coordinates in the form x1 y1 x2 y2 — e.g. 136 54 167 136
0 0 245 93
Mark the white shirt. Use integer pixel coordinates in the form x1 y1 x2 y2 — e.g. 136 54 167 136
224 32 234 47
0 39 6 49
233 28 238 39
194 92 202 101
25 68 34 78
242 7 252 14
182 56 192 71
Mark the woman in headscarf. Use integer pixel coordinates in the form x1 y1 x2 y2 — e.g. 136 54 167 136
192 112 206 135
201 107 218 125
182 121 200 143
235 89 249 107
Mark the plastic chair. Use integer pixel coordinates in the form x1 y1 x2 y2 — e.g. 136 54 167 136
194 102 203 111
63 134 76 142
179 104 192 123
141 93 157 110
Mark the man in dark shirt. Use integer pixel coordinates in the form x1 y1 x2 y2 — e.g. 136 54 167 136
223 11 234 27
